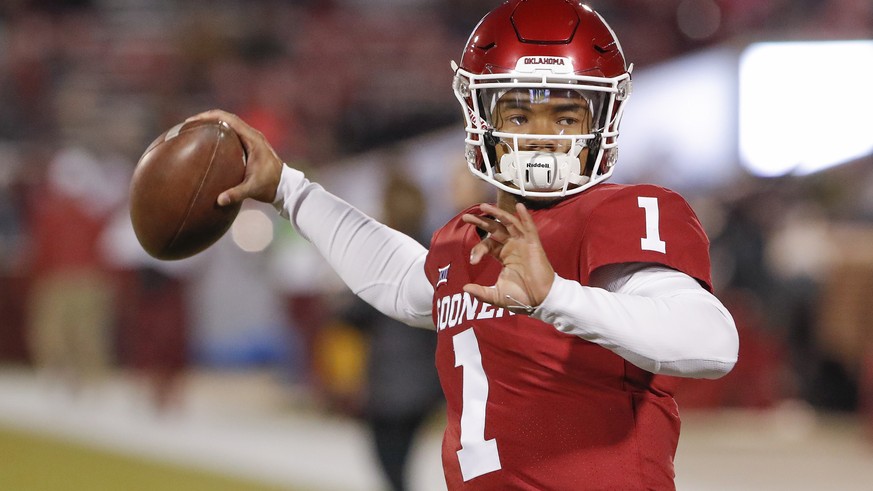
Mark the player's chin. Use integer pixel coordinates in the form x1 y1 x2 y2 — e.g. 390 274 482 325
516 194 565 210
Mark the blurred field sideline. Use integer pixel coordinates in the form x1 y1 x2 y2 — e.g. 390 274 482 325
0 368 445 491
0 368 872 491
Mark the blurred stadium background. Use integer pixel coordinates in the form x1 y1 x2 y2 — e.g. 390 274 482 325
0 0 872 490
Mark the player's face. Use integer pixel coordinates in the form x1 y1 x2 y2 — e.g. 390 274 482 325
491 89 592 167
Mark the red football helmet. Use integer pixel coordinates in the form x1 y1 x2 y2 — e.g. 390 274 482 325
453 0 632 197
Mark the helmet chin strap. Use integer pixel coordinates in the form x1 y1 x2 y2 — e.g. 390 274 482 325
495 146 589 194
585 130 603 174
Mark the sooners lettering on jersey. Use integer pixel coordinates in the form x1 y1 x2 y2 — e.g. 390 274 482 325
424 184 711 490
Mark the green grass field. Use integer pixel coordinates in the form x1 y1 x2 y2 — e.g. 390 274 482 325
0 424 308 491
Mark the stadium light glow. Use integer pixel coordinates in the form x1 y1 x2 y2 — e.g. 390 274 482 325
617 48 737 190
231 209 274 253
739 40 873 177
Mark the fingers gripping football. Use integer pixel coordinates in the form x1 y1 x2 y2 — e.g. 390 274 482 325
461 203 555 313
186 109 284 206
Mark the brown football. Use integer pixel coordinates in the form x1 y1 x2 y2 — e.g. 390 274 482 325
129 118 246 260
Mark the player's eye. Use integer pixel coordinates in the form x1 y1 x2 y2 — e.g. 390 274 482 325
507 114 528 126
556 117 579 126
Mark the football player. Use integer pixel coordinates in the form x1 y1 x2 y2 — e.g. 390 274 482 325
189 0 739 489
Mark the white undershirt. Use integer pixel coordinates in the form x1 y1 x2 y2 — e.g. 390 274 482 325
274 165 738 379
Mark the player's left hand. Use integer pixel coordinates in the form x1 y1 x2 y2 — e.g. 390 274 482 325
461 202 555 314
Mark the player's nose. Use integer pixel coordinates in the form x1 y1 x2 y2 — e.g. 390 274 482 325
520 136 559 152
519 118 561 151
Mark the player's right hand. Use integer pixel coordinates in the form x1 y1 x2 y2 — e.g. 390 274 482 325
186 109 284 206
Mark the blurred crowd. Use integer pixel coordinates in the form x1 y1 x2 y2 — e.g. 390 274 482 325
0 0 872 487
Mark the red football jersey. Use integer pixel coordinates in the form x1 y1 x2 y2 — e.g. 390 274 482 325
424 183 712 490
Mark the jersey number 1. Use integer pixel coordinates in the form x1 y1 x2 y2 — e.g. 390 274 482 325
638 196 666 253
450 197 665 482
453 328 501 481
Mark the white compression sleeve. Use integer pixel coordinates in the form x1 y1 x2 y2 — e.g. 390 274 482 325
273 166 434 329
532 263 738 379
